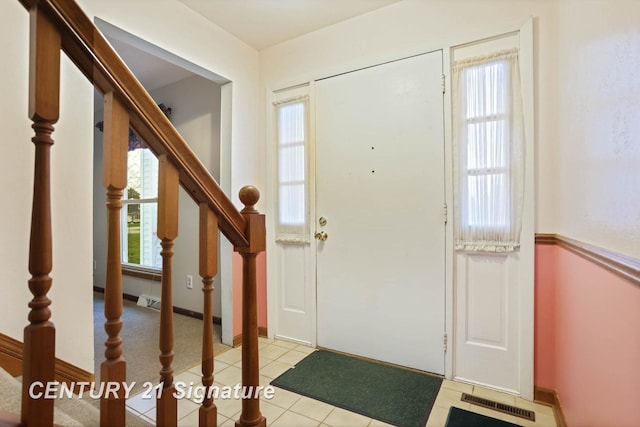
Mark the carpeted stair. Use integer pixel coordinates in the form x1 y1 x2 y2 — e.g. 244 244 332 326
0 367 152 426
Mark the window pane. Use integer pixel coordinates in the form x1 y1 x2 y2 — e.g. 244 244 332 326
126 149 142 200
466 173 510 228
122 147 161 268
126 148 158 200
126 203 140 264
140 202 161 268
466 120 508 170
279 184 305 226
279 144 305 182
140 149 159 199
276 97 309 237
278 102 305 144
465 61 508 119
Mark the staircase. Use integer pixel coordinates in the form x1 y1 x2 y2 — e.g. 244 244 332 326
0 368 82 426
6 0 266 426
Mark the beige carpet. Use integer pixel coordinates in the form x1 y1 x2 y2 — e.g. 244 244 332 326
93 292 230 396
0 367 83 426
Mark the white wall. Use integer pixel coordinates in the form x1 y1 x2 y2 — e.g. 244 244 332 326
0 0 95 372
94 75 224 317
555 0 640 258
1 0 260 373
158 76 223 316
260 0 558 234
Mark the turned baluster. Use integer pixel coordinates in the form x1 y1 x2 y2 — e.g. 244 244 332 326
100 92 129 427
199 204 218 427
21 5 60 426
157 154 179 426
235 186 266 427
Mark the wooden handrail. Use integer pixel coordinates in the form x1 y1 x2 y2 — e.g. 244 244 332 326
18 0 249 248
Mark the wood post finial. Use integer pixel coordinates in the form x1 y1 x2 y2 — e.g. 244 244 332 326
239 186 260 213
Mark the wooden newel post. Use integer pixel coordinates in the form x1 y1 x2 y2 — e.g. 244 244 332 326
234 186 267 427
22 5 60 426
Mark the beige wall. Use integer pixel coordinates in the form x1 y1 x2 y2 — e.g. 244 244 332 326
0 1 95 371
554 0 640 258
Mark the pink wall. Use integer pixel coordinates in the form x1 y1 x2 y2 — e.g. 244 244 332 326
534 245 557 388
232 251 267 337
535 244 640 427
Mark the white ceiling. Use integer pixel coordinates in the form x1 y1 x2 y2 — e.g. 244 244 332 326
97 0 402 104
177 0 402 50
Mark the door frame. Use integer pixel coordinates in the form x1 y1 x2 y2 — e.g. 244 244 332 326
267 50 451 359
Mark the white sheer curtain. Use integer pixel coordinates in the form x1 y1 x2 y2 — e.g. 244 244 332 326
452 48 525 253
275 96 310 242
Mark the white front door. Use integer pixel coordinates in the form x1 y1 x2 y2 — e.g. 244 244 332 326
315 52 446 374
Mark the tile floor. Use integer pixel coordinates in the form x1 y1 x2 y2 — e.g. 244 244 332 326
126 338 557 427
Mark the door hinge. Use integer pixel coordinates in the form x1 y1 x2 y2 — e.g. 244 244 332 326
442 203 448 224
441 74 446 94
443 333 448 352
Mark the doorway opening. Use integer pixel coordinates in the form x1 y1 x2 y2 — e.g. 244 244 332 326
91 18 235 376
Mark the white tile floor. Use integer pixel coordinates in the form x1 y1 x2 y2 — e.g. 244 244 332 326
126 338 557 427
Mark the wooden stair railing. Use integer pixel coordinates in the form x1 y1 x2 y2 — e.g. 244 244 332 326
16 1 266 427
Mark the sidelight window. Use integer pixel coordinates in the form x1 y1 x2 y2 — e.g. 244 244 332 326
274 90 310 242
453 49 525 253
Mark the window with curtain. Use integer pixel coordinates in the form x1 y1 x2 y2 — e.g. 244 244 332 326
453 48 524 253
97 103 170 269
275 96 310 241
121 147 162 268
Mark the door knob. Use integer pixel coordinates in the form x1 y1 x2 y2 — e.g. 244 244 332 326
315 231 328 241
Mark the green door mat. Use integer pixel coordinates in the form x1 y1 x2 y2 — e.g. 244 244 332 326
445 407 523 427
270 350 442 427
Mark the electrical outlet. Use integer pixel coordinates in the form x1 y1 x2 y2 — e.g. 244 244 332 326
186 275 193 289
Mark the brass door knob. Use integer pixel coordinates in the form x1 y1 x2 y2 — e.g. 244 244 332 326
315 231 328 241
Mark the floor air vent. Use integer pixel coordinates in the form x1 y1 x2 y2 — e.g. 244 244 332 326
137 295 161 311
461 393 535 422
